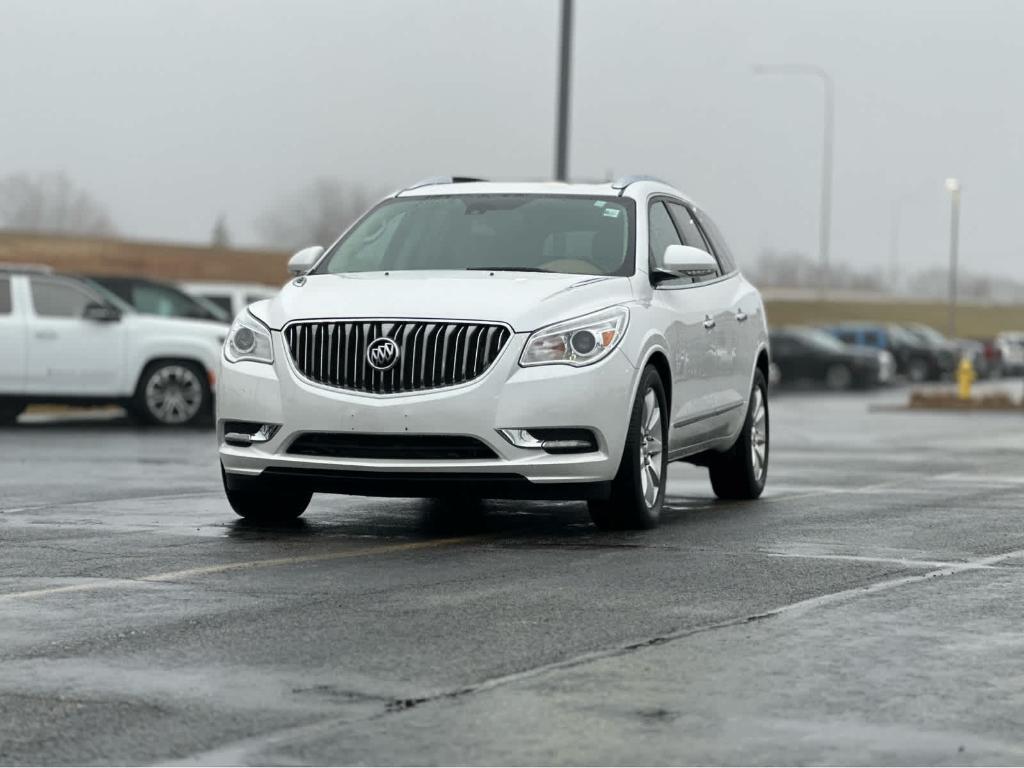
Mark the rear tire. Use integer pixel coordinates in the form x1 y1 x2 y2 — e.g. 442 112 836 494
222 466 312 523
588 365 668 530
709 370 769 500
907 357 930 383
132 360 211 427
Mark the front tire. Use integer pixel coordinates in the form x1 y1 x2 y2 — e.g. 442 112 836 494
588 365 668 530
222 466 311 523
132 360 211 427
709 369 769 500
825 363 853 390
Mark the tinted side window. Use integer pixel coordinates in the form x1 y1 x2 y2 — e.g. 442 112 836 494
771 337 801 356
666 203 709 250
693 209 737 273
30 278 95 318
0 277 11 314
648 202 682 269
835 330 858 345
131 284 202 318
204 295 234 314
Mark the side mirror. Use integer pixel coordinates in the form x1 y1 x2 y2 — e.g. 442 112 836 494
83 302 121 322
656 245 719 283
288 245 324 276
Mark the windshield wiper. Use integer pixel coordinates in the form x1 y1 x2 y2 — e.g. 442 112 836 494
466 266 553 273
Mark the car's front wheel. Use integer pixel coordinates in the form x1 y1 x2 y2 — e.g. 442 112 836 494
588 365 668 530
132 360 211 427
222 466 312 523
708 369 769 500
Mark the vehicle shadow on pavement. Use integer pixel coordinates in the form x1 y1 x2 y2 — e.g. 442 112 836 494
219 494 739 543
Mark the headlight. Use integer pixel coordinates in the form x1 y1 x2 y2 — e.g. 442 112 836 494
520 306 629 367
224 310 274 364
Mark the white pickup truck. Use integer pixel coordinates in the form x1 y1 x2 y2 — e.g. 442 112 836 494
0 265 227 426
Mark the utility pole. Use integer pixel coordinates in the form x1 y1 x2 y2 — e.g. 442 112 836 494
753 64 834 298
945 178 961 337
554 0 573 181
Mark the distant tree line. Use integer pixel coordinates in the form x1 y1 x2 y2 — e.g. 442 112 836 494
255 178 383 251
749 249 1024 303
0 172 115 236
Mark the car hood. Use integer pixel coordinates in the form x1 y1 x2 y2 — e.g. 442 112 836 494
255 271 634 333
127 314 228 338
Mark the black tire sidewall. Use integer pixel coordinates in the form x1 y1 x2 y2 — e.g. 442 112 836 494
608 366 669 529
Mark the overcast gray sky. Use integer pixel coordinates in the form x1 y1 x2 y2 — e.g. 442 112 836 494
1 0 1021 279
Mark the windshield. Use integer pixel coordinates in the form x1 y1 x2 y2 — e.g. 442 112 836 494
79 279 135 313
906 324 947 345
795 327 849 353
91 277 223 321
315 194 635 276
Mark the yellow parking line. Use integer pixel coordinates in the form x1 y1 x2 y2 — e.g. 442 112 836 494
0 536 477 603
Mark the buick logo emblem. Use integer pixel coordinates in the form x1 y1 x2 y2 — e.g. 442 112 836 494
366 337 400 371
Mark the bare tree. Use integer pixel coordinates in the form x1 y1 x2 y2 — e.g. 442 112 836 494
211 214 231 248
0 172 116 236
256 178 376 250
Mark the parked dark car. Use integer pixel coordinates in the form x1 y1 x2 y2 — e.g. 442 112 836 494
900 323 995 378
770 326 886 390
84 276 230 323
823 322 954 382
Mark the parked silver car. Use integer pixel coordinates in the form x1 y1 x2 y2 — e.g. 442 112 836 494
217 177 770 529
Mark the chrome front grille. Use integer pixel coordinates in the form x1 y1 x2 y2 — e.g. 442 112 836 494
283 319 512 394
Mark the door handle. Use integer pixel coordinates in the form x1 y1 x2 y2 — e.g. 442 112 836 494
34 330 57 341
735 309 748 323
703 315 716 331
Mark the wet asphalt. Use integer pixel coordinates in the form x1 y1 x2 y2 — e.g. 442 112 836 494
2 383 1024 766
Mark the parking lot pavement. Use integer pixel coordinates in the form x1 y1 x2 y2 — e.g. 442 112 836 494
2 385 1024 765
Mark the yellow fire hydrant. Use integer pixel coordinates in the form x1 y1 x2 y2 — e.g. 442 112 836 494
957 355 976 400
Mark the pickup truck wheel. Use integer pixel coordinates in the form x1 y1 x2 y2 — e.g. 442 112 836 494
222 466 311 522
709 370 769 500
588 365 667 530
133 360 210 427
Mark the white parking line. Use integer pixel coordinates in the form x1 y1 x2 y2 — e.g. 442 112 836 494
0 536 477 603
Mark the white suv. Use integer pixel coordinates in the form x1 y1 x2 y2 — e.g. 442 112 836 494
0 266 227 426
218 177 770 529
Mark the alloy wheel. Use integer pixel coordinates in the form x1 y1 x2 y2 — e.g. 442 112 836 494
750 387 767 481
145 365 203 424
638 388 664 508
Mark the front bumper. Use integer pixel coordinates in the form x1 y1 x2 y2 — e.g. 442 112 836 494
217 331 639 497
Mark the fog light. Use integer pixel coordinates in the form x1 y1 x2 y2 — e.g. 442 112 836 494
223 421 280 447
497 428 597 454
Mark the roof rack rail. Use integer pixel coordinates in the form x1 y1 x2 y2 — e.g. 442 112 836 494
610 174 672 191
0 262 54 274
403 176 488 191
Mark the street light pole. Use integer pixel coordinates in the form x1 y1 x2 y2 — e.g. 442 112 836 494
554 0 573 181
753 64 834 298
945 178 961 337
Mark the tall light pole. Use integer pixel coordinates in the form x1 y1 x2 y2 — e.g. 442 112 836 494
554 0 573 181
753 64 834 298
945 178 961 337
